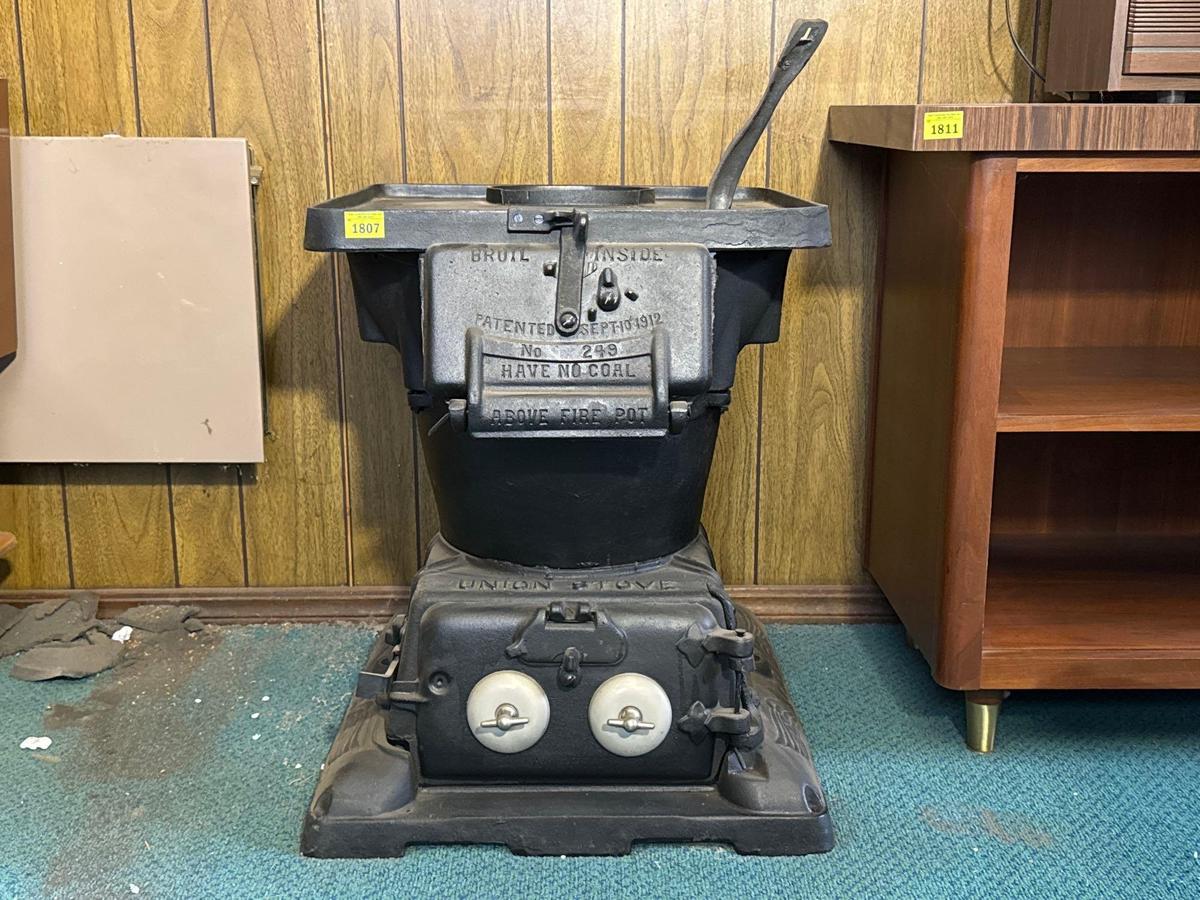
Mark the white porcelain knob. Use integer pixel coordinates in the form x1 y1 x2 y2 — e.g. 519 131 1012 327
466 670 550 753
588 673 671 757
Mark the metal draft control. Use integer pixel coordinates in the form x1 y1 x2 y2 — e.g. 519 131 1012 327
588 673 672 757
466 670 550 753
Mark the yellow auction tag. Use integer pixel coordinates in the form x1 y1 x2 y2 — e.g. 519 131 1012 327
344 210 385 239
923 110 964 141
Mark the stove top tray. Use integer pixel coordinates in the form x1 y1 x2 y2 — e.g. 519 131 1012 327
305 184 831 252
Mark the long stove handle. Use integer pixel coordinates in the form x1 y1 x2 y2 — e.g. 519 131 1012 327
705 18 828 211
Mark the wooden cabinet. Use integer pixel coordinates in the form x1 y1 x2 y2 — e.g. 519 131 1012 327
830 103 1200 751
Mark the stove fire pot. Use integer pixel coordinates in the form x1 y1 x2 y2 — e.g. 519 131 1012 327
301 18 836 856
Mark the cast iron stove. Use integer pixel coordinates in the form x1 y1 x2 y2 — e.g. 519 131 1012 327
301 19 834 857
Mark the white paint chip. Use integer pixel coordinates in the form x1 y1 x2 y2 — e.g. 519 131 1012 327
19 736 52 751
111 625 133 643
194 698 202 704
252 734 261 741
130 885 140 895
250 712 260 719
261 695 270 702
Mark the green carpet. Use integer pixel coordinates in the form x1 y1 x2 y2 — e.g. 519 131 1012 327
0 623 1196 899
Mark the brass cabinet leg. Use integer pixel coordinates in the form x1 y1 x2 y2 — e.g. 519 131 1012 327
964 691 1005 753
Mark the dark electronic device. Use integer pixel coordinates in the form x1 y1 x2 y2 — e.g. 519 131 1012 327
1046 0 1200 97
300 18 835 857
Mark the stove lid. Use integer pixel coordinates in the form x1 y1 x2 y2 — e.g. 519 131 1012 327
304 183 830 253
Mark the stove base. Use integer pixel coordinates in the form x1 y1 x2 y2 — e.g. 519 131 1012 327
302 619 834 857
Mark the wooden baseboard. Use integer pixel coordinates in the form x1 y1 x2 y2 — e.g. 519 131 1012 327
0 583 893 625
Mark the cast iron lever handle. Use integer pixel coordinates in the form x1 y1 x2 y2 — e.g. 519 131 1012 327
705 18 828 210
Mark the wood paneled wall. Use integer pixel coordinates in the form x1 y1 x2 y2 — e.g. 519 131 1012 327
0 0 1047 591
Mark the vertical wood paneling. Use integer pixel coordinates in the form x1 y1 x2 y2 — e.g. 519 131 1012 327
0 0 1054 592
550 0 622 184
922 0 1040 103
400 0 549 554
169 466 245 586
0 2 70 589
209 0 347 585
63 465 174 587
400 0 548 185
758 0 924 585
20 0 136 134
130 0 246 588
22 0 175 587
322 0 418 585
0 0 25 130
625 0 771 584
129 0 211 136
0 465 70 587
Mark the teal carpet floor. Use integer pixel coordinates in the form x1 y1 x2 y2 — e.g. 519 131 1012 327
0 623 1197 899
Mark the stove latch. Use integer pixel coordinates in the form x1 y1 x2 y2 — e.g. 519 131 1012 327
506 207 588 337
678 701 763 750
506 601 628 687
676 622 756 674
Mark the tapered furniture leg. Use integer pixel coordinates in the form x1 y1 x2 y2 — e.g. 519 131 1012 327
964 691 1005 753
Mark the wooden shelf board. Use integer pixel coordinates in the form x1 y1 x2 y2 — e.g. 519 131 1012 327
997 347 1200 432
981 534 1200 688
828 103 1200 153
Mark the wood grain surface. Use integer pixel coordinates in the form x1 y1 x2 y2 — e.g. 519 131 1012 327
864 154 1017 686
625 0 771 584
322 0 418 584
130 0 212 137
921 0 1039 103
550 0 623 185
1005 170 1200 349
0 0 1047 594
830 103 1200 152
20 0 136 135
864 153 977 666
759 0 922 586
982 533 1200 689
209 0 347 586
997 347 1200 432
991 432 1200 537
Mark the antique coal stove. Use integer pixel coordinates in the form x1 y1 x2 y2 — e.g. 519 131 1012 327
301 19 833 857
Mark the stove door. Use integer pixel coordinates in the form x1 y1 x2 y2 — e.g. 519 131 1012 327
412 596 733 782
423 240 714 438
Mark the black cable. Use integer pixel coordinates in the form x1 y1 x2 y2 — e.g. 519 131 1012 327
1005 0 1046 84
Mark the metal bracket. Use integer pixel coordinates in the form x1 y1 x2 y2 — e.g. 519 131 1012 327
506 207 588 336
506 601 627 668
355 649 399 699
677 700 763 749
676 622 756 673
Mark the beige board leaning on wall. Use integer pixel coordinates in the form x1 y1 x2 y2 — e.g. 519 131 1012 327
0 136 263 463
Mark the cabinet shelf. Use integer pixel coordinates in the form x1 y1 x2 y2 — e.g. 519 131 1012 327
981 533 1200 688
997 347 1200 432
